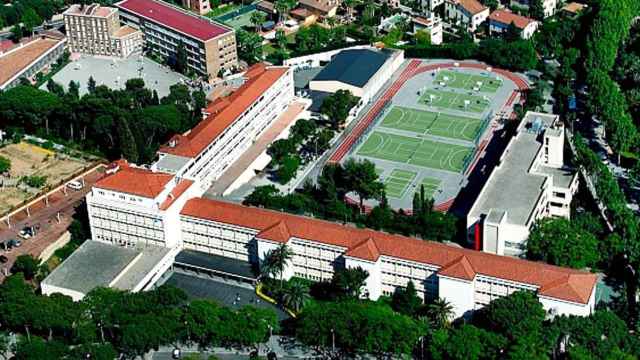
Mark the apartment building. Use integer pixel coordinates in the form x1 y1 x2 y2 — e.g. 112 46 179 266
115 0 237 79
412 14 444 45
179 198 597 319
182 0 211 15
86 64 295 248
467 112 579 257
511 0 558 18
489 9 539 39
444 0 490 32
64 4 143 58
422 0 445 12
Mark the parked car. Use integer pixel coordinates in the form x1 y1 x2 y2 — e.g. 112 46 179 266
67 180 83 190
8 239 21 248
18 227 33 239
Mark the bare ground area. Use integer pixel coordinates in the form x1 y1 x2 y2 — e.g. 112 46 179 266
0 142 89 214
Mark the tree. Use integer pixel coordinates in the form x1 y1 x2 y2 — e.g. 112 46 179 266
0 332 10 360
276 154 300 184
115 116 139 163
342 0 359 19
295 301 425 357
250 11 266 32
87 76 97 94
267 138 296 163
0 156 10 174
319 90 358 129
504 21 522 41
526 218 599 269
629 161 640 187
529 0 545 20
14 336 66 360
46 79 64 97
415 29 431 46
473 291 545 342
282 280 311 313
11 255 39 280
331 267 369 299
427 297 454 329
20 8 42 36
174 41 189 75
429 325 506 360
262 244 293 288
274 0 295 23
10 24 22 43
391 281 422 316
68 80 80 99
236 29 263 64
343 158 384 212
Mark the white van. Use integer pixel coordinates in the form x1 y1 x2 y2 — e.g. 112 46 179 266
67 180 83 190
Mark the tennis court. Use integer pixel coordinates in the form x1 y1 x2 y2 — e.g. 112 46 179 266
380 106 484 141
420 89 490 114
435 70 502 93
357 131 474 173
416 177 441 199
384 169 417 199
221 9 256 30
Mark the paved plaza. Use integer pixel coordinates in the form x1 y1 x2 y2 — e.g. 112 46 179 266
42 55 190 98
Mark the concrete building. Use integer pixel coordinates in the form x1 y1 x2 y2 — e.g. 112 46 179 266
561 2 587 18
467 112 579 257
444 0 489 33
64 4 143 58
422 0 445 12
511 0 558 18
0 33 67 90
86 63 295 248
309 48 404 104
412 14 443 45
115 0 237 80
489 9 539 39
41 240 174 301
177 198 597 318
297 0 340 18
182 0 211 15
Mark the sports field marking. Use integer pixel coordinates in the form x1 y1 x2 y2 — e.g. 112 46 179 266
415 177 441 199
380 106 484 141
380 107 437 134
420 89 490 114
384 169 417 199
357 131 474 173
436 70 502 93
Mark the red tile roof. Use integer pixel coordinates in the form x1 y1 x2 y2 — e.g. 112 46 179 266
489 9 536 29
450 0 488 15
180 198 598 304
95 162 173 198
159 64 289 158
159 179 193 210
116 0 230 41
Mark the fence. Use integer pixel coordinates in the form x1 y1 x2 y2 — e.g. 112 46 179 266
214 4 256 22
474 110 494 146
461 146 480 175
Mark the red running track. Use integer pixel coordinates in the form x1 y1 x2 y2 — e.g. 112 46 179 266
331 60 530 212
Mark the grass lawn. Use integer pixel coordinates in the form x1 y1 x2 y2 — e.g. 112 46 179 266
384 169 417 199
357 131 474 173
435 70 502 93
419 89 490 114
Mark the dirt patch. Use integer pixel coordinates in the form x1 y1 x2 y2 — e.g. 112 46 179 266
0 142 89 214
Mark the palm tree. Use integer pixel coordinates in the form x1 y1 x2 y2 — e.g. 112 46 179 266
427 297 454 329
262 244 293 288
282 281 311 313
275 0 295 23
342 0 359 19
250 11 267 32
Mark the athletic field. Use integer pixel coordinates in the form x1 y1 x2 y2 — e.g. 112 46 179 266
418 177 441 199
384 169 417 199
380 106 484 141
357 131 473 173
435 70 502 93
419 89 490 113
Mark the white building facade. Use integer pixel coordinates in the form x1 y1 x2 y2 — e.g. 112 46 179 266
178 198 597 319
467 112 579 256
444 0 490 32
489 9 539 39
86 64 295 249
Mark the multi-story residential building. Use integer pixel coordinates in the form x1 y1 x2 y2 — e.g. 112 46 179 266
115 0 237 79
178 198 597 319
467 112 579 257
422 0 445 12
412 14 444 45
0 32 67 90
489 9 539 39
511 0 557 18
182 0 211 15
64 4 143 58
444 0 490 32
86 63 295 248
298 0 340 18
